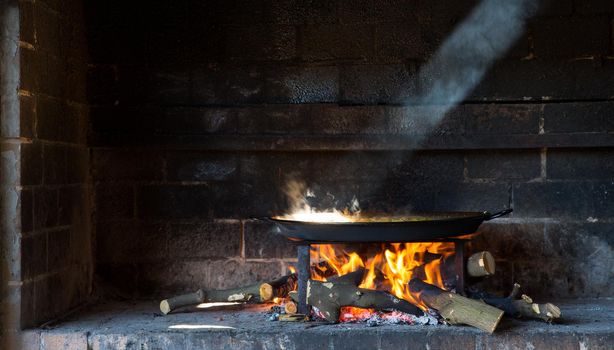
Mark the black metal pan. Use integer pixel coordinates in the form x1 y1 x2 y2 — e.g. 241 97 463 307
267 209 512 243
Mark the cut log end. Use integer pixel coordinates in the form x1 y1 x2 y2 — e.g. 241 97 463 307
284 301 298 315
259 283 274 302
467 251 496 277
160 300 170 315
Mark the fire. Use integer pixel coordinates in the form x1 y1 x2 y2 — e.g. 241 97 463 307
310 242 454 312
278 209 353 223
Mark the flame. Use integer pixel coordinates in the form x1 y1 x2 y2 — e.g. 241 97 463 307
310 242 454 312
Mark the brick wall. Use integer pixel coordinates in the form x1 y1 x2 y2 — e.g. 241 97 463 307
17 0 91 328
86 1 614 298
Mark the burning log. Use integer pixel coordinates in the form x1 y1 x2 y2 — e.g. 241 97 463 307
468 283 561 322
160 274 297 315
408 278 504 333
412 251 497 288
289 269 421 323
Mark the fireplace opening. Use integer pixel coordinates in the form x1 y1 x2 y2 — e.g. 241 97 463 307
1 0 613 349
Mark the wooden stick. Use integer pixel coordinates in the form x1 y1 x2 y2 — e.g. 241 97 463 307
466 251 495 277
259 274 297 302
408 278 504 333
160 274 296 315
469 283 561 322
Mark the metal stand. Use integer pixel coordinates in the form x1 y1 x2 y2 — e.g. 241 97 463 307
454 240 465 295
297 244 311 314
294 239 469 314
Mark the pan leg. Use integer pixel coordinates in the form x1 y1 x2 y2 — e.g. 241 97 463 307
297 244 311 315
455 241 465 295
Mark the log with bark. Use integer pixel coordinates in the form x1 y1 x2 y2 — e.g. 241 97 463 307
160 274 297 315
468 283 561 322
408 278 504 333
289 268 421 323
412 251 497 286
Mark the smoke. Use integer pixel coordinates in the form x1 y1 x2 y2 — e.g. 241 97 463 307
413 0 538 108
282 0 539 214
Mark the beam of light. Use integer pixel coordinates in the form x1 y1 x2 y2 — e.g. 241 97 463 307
168 324 236 330
196 302 242 309
409 0 539 122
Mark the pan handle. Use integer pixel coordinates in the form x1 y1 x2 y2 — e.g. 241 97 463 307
483 208 513 221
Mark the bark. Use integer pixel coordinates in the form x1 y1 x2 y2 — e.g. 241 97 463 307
160 274 296 315
408 278 504 333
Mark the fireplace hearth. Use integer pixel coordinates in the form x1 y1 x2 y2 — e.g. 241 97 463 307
2 0 613 348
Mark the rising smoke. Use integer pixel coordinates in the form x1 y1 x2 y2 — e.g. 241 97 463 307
284 0 540 213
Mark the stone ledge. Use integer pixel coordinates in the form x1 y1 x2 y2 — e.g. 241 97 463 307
20 299 614 349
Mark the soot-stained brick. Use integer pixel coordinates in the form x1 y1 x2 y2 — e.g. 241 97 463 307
548 149 614 180
36 96 77 143
470 59 614 101
137 185 214 220
166 152 238 182
265 0 337 25
310 105 388 135
66 147 88 184
465 104 541 135
33 188 58 230
532 17 611 58
95 263 139 297
387 105 465 135
301 24 373 61
19 94 35 139
21 142 43 186
513 182 604 219
389 151 465 183
474 222 546 261
204 260 284 290
225 25 296 61
544 102 612 133
96 221 167 263
167 221 241 259
340 64 417 104
93 150 163 181
21 234 47 279
237 105 312 135
42 144 66 185
86 65 118 105
47 229 71 272
94 184 134 220
244 220 296 259
21 189 34 233
265 65 339 103
375 21 424 60
466 150 541 180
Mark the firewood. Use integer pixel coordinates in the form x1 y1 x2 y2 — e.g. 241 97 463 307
284 300 298 314
289 269 421 323
160 274 296 315
412 251 497 290
468 283 561 322
408 278 504 333
466 251 495 277
259 274 297 302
